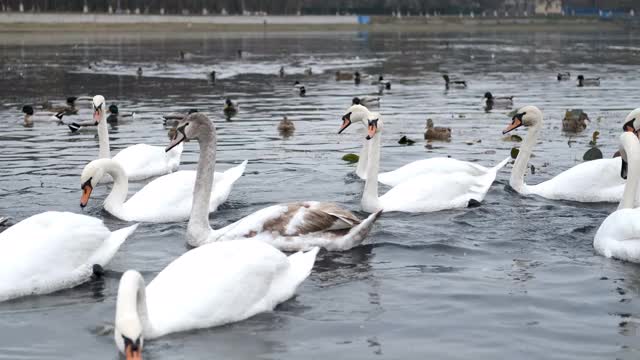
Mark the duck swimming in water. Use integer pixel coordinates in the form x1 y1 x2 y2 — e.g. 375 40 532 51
483 92 513 111
577 75 600 87
294 81 306 96
442 74 467 89
223 99 238 119
22 105 65 127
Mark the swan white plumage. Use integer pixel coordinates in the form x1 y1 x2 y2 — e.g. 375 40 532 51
0 211 137 302
93 95 182 181
80 157 246 223
114 241 318 359
166 112 381 251
340 106 506 213
503 105 627 202
594 132 640 262
339 104 509 186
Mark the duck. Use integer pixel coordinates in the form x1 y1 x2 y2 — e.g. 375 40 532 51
593 131 640 262
162 109 199 127
424 118 451 141
106 104 134 126
166 112 381 251
339 105 507 213
209 70 216 83
354 71 361 85
502 105 628 202
376 75 391 92
79 155 247 223
43 96 87 115
92 95 182 180
22 105 65 127
562 109 589 132
223 98 238 119
335 71 354 81
0 211 137 302
557 72 570 81
352 96 380 108
114 241 317 358
293 81 306 96
279 66 285 77
577 75 600 87
442 74 467 89
278 116 295 134
483 92 513 110
339 104 508 187
179 50 194 61
136 67 143 77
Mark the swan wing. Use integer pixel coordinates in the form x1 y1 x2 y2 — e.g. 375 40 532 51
113 143 183 181
528 158 624 202
378 157 491 186
380 170 498 213
0 212 134 301
144 240 316 338
594 208 640 262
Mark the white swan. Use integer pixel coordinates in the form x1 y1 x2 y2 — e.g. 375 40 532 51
0 212 137 302
93 95 182 181
503 105 627 202
339 105 509 186
114 241 318 358
594 132 640 262
342 107 504 213
167 112 381 251
80 157 246 223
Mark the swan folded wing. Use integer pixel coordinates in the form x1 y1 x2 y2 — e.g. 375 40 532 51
595 209 640 261
380 172 492 212
113 143 181 180
379 158 489 186
528 158 624 202
0 212 110 300
144 241 291 338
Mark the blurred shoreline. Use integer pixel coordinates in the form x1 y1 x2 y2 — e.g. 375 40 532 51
0 13 627 45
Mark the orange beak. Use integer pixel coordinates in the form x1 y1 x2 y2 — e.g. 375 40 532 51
125 344 142 360
366 124 377 140
503 117 522 134
93 108 102 123
80 183 93 208
338 117 351 134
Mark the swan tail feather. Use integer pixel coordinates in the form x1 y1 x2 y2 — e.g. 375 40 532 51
285 246 319 287
491 157 511 173
89 224 139 266
328 210 382 251
221 160 248 185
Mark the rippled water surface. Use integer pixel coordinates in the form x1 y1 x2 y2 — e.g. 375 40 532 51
1 29 640 359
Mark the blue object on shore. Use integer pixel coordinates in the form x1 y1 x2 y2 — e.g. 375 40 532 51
357 15 370 24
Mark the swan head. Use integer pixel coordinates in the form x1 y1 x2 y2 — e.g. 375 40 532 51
79 159 108 207
92 95 106 124
622 108 640 136
166 112 214 152
365 113 383 140
338 104 369 134
503 105 542 134
115 271 145 360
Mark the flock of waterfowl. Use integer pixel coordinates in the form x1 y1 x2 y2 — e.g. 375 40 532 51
0 63 636 359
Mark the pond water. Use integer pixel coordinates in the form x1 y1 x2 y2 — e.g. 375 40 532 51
0 29 639 359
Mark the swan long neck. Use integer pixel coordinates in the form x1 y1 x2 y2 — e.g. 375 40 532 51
618 134 640 210
187 123 217 246
356 136 370 178
116 271 154 339
98 110 110 159
362 130 381 212
101 159 129 213
510 120 542 193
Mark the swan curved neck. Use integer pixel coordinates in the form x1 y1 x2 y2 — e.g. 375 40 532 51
362 131 381 212
116 271 154 339
618 134 640 210
510 121 542 193
356 136 370 178
101 160 128 214
98 111 110 159
187 125 217 246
